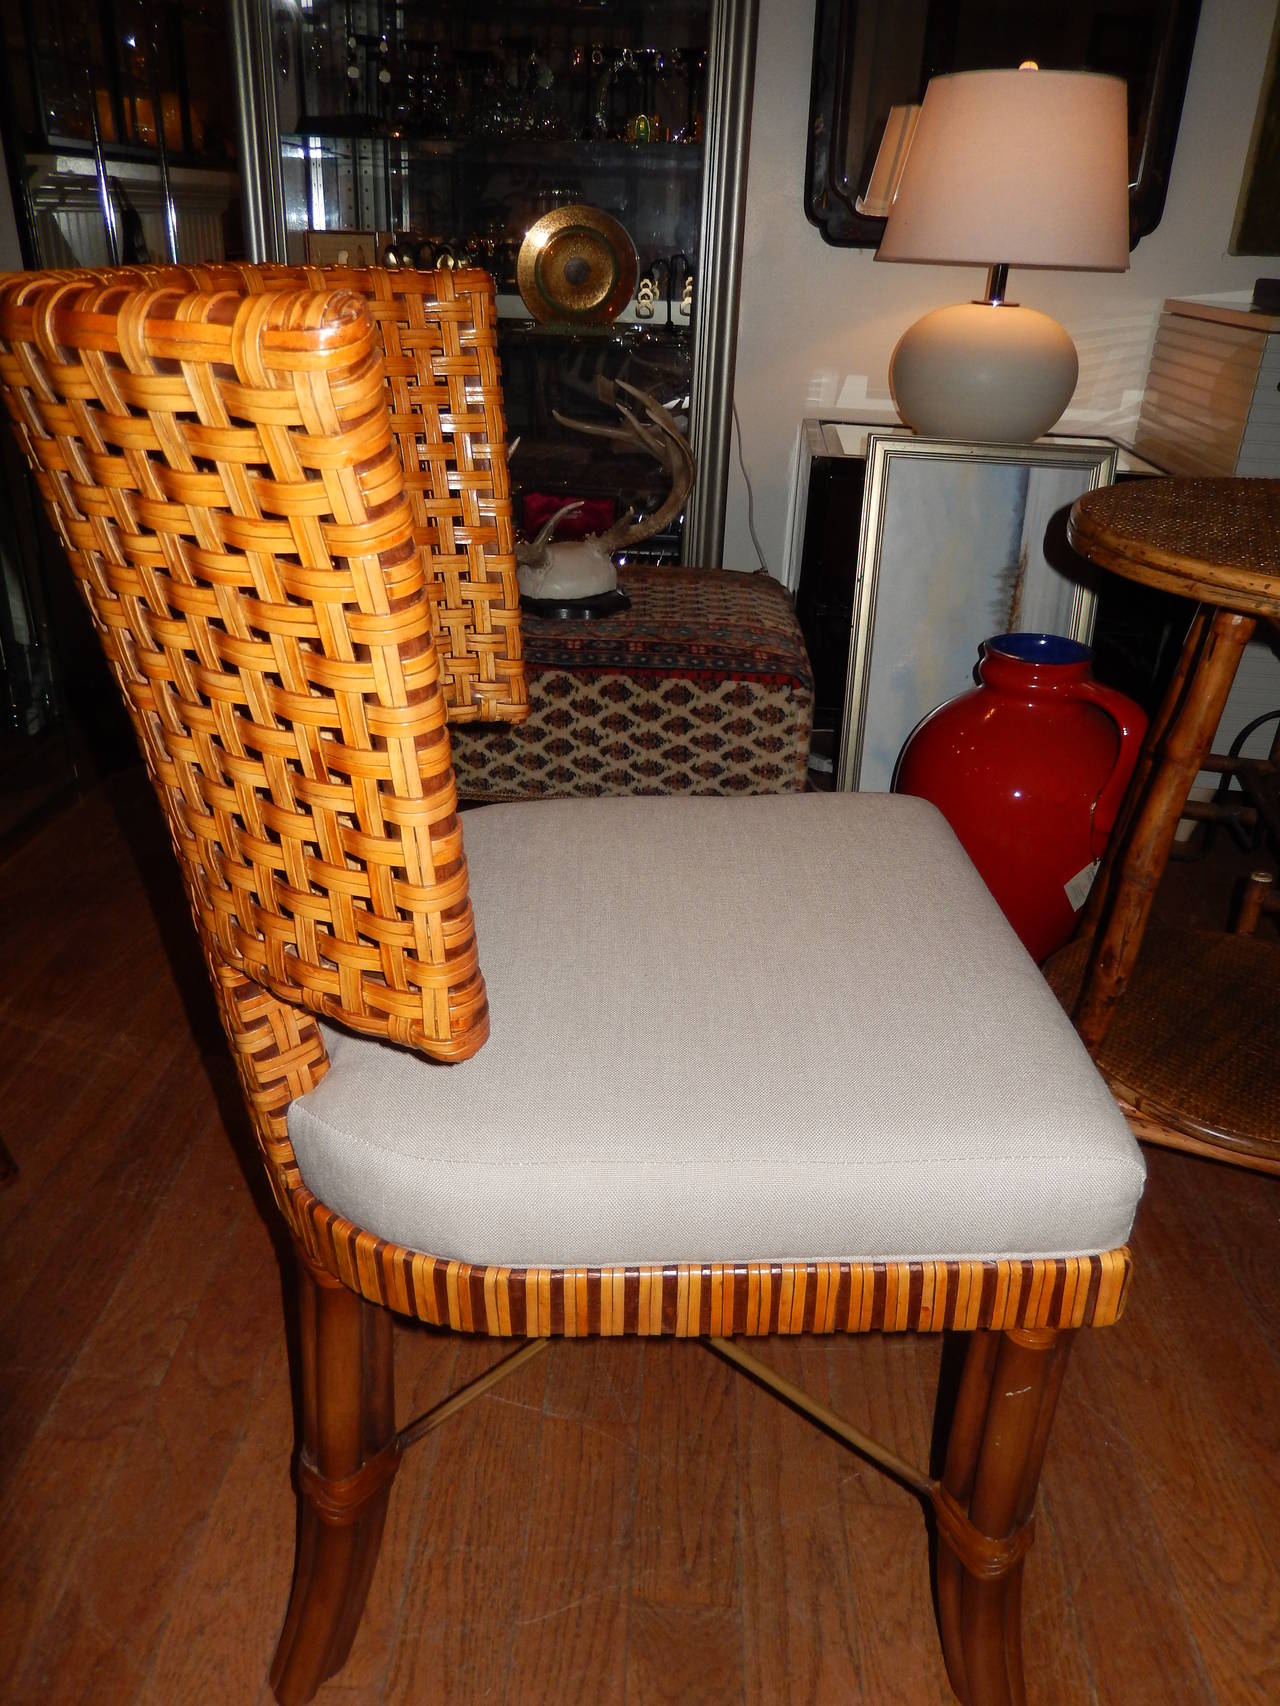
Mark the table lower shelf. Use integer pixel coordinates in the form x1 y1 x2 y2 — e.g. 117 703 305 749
1044 924 1280 1173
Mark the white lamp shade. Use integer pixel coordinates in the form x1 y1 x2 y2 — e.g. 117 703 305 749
877 69 1130 271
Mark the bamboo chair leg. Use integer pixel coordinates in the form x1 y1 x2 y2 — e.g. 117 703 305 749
1235 869 1275 936
933 1328 1072 1706
270 1259 399 1706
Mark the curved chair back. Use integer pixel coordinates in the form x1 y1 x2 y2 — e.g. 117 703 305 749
0 276 487 1068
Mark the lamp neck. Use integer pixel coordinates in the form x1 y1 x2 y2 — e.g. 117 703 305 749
983 263 1011 305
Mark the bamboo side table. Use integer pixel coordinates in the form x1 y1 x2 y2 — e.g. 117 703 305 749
1044 477 1280 1174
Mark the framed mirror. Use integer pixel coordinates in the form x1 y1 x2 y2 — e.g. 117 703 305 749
806 0 1201 249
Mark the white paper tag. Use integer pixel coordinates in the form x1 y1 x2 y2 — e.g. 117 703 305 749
1064 859 1101 912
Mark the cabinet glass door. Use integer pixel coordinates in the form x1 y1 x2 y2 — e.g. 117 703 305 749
268 0 717 564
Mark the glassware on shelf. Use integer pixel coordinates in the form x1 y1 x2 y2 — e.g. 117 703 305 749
9 0 234 161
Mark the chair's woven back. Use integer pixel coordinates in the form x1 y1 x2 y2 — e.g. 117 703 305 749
0 275 488 1062
29 262 528 725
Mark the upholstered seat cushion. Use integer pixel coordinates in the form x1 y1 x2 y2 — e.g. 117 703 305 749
287 793 1145 1268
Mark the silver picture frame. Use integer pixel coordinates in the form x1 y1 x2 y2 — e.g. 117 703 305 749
837 431 1120 793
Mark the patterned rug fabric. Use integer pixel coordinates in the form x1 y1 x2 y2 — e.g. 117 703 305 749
450 567 814 799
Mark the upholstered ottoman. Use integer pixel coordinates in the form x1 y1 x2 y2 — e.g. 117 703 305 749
448 565 814 799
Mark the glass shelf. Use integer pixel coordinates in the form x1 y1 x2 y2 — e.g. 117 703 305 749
282 130 702 170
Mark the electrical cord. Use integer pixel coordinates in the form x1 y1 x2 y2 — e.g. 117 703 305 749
731 399 768 572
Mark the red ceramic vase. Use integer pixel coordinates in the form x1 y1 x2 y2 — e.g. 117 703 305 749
894 633 1147 962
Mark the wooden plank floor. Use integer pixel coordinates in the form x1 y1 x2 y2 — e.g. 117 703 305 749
1 774 1277 1705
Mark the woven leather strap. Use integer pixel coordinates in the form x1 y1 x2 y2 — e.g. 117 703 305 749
296 1440 402 1526
930 1481 1036 1581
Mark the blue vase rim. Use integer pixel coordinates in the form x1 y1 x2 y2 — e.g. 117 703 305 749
985 632 1090 666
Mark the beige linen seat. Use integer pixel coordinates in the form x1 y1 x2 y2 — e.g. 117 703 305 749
293 792 1142 1271
0 272 1145 1706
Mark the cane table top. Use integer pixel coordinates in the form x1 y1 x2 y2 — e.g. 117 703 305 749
1068 478 1280 618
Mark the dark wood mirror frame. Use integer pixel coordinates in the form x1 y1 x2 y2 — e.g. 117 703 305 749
806 0 1202 250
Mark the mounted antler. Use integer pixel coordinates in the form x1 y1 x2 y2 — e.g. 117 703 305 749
515 380 697 605
553 378 695 551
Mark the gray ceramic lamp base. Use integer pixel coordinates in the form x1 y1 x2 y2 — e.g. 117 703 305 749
889 300 1079 443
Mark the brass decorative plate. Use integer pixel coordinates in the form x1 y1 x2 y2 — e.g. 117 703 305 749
517 204 638 325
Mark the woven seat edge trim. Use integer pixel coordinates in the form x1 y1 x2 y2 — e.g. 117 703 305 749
280 1170 1133 1335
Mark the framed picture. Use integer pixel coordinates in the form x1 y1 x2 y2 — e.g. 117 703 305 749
837 433 1119 792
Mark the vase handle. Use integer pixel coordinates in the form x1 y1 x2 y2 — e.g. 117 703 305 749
1069 678 1148 855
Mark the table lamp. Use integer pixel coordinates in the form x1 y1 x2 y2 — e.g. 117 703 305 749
877 67 1130 443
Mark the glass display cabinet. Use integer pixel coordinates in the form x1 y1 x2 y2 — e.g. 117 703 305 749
231 0 759 565
0 0 241 764
0 0 240 268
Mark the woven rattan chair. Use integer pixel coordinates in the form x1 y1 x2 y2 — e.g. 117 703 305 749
0 274 1146 1706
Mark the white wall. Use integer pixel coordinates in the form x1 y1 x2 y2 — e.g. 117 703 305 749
725 0 1279 575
